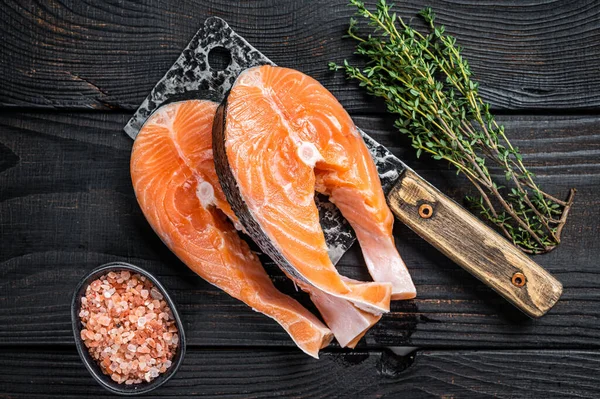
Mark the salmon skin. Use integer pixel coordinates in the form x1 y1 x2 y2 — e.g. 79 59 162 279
130 98 333 358
213 65 415 309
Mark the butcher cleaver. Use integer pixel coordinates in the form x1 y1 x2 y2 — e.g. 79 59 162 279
124 17 562 318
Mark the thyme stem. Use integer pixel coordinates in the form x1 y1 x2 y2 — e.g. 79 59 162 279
330 0 575 254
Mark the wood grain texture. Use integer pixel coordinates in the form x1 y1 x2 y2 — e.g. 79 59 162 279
1 111 598 348
1 1 598 394
1 0 600 112
0 347 599 398
388 169 563 318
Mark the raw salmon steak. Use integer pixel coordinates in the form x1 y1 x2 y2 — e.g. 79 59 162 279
214 65 416 302
130 98 333 358
132 98 378 348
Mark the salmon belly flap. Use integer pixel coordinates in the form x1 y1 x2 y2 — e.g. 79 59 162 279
216 65 416 305
130 99 333 358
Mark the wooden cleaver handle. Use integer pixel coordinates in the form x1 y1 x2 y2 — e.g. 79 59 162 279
387 168 562 318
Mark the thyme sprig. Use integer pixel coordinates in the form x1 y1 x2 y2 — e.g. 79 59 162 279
330 0 575 254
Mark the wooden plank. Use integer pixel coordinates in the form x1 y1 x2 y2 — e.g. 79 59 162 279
0 112 599 348
0 347 599 398
1 0 600 112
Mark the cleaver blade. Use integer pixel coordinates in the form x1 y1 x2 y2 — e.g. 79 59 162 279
124 16 380 264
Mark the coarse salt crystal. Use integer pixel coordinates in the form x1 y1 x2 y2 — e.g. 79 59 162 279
137 317 146 327
127 344 137 352
150 288 163 300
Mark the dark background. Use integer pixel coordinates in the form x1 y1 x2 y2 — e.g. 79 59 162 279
1 0 599 397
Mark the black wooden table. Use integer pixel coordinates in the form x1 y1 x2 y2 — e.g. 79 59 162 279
1 1 599 397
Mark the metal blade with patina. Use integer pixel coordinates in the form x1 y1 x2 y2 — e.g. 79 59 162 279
124 17 407 264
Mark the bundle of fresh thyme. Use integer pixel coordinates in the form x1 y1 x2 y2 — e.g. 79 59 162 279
330 0 575 254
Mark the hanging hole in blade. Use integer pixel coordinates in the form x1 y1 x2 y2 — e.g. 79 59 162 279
208 46 231 71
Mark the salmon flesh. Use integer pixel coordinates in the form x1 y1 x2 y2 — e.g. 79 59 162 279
130 99 334 358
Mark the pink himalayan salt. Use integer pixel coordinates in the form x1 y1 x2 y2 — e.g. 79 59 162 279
79 272 178 384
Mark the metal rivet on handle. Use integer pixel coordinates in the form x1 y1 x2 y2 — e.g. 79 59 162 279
418 204 434 219
512 272 526 287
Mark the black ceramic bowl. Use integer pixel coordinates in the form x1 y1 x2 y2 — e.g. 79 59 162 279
71 262 186 395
